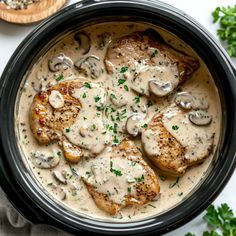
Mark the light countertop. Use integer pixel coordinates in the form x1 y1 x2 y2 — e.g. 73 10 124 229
0 0 235 235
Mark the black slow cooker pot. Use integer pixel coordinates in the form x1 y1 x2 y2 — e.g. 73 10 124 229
0 0 236 235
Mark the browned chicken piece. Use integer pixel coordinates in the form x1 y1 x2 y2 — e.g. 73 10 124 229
82 139 160 215
29 80 83 163
142 106 214 176
104 29 199 84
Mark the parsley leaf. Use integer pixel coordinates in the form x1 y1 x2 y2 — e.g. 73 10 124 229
120 66 128 73
212 5 236 57
172 125 179 130
84 82 91 89
185 203 236 236
134 174 144 182
118 79 126 85
124 85 129 91
94 96 100 102
110 161 122 176
56 74 64 81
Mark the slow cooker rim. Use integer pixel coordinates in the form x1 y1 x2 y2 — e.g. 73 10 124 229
0 1 236 235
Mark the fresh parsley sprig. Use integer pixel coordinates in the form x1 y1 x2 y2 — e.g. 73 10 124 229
212 5 236 57
185 203 236 236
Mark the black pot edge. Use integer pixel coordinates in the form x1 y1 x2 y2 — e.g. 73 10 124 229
0 1 236 235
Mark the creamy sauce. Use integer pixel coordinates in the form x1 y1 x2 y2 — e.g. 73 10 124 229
65 83 110 156
15 22 221 221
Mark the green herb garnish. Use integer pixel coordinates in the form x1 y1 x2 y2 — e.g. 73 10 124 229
84 82 91 89
212 5 236 57
127 187 131 193
118 79 126 86
142 123 148 128
110 161 122 176
82 93 86 98
124 85 129 91
110 93 117 100
120 66 128 73
65 128 70 133
169 177 180 188
185 203 236 236
148 204 156 208
94 96 100 102
113 135 119 144
172 125 179 130
133 96 141 104
56 74 64 81
134 174 144 182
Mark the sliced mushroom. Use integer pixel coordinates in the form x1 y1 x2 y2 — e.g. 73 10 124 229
74 32 91 55
48 53 73 72
32 151 60 169
53 171 67 185
75 56 102 79
126 114 145 136
175 92 195 110
149 80 173 97
175 92 209 110
49 90 64 109
188 110 212 126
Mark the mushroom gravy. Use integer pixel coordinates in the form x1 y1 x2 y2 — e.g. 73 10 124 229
16 22 221 221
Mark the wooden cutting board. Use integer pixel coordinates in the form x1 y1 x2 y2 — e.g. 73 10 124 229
0 0 68 24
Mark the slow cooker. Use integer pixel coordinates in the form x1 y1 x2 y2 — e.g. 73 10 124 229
0 0 236 235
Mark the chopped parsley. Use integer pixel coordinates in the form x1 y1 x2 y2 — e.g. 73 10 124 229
110 161 122 176
142 123 148 128
94 96 100 102
84 82 91 89
82 93 86 98
127 187 131 193
113 123 118 134
133 96 141 104
96 106 102 111
92 124 97 130
124 85 129 91
148 204 156 208
113 135 119 144
169 177 180 188
65 128 70 133
172 125 179 130
56 74 64 81
120 66 128 73
134 174 144 182
110 93 117 100
118 79 126 86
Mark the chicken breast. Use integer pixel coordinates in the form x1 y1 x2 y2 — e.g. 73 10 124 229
29 80 83 163
104 29 199 96
82 139 160 215
141 105 214 176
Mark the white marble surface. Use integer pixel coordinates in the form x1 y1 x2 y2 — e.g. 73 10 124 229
0 0 235 235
